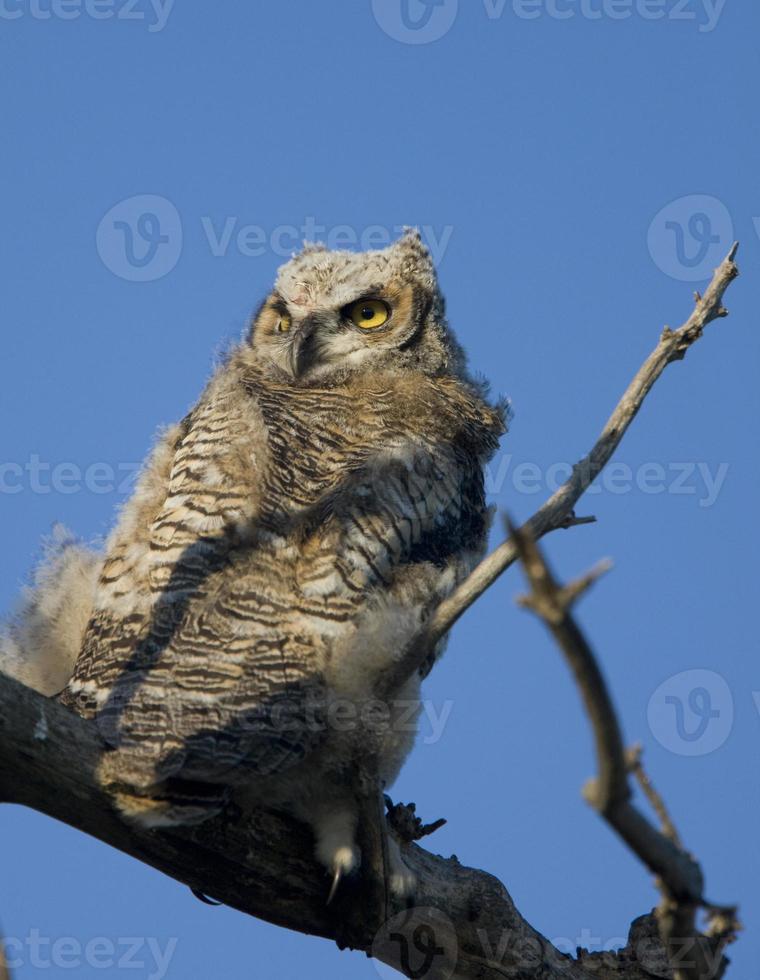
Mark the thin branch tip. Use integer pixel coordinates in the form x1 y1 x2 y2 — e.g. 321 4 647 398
561 513 598 529
573 556 614 588
627 745 682 846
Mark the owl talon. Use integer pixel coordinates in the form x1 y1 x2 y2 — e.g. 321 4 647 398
326 866 343 905
322 843 361 904
191 888 223 906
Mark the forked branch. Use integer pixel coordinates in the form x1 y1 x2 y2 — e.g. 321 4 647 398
510 519 740 980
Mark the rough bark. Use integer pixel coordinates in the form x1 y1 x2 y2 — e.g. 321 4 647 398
0 672 729 979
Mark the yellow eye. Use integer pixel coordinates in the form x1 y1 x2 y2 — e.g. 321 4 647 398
276 313 292 333
347 299 390 330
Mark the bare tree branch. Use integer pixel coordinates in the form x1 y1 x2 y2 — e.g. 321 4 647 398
381 244 740 698
627 744 682 847
0 246 742 978
0 671 732 980
510 520 740 980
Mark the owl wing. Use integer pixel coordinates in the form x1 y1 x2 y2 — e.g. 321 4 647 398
136 436 485 786
63 376 258 710
94 378 328 787
147 381 261 596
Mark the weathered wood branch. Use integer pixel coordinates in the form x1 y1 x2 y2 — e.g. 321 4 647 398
0 246 741 978
0 672 731 979
511 521 739 980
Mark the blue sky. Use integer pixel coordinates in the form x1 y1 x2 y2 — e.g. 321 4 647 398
1 2 758 977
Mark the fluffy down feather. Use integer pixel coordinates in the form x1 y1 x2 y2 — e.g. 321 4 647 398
0 526 101 696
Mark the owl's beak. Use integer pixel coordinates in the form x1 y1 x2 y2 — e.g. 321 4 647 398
289 315 320 378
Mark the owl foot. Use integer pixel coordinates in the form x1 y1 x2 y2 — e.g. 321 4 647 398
326 844 362 904
313 807 416 903
314 808 361 903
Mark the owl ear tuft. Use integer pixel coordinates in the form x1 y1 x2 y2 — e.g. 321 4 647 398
389 227 438 290
299 241 328 256
396 227 433 263
399 226 424 244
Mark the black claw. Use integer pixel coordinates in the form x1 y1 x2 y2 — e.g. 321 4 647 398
191 888 223 906
326 867 342 905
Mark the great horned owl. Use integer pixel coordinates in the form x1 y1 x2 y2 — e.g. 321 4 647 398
2 230 505 896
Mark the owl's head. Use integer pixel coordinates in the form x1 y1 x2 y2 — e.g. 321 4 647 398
247 229 468 386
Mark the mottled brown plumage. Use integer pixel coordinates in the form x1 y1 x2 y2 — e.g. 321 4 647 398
15 230 506 896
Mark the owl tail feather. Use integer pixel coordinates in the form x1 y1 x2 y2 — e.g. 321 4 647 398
0 527 101 696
